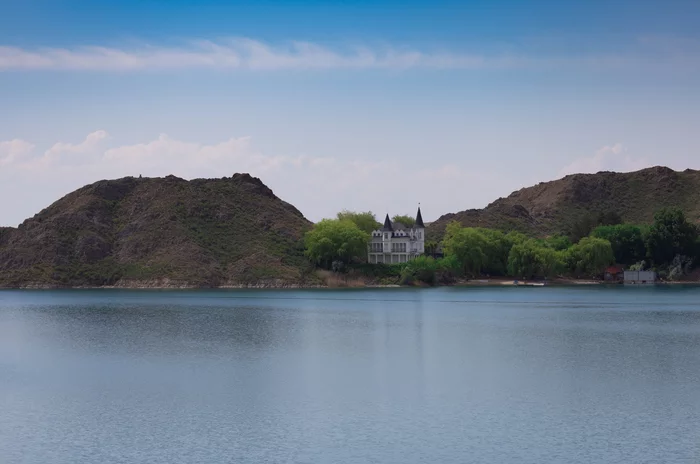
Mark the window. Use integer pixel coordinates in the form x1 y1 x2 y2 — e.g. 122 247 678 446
392 242 407 252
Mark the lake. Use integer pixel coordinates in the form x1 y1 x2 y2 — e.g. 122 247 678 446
1 286 700 463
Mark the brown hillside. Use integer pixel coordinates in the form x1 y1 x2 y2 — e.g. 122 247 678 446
428 167 700 239
0 174 312 288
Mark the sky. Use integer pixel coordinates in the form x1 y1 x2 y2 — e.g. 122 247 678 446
1 0 699 227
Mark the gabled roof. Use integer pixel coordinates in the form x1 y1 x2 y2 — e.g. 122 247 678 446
381 214 393 231
415 207 425 228
606 265 625 274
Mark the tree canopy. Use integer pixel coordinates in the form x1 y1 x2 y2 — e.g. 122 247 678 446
645 208 698 267
442 223 488 276
304 219 369 269
564 236 614 277
391 215 416 228
507 239 565 279
544 235 572 251
336 210 381 234
440 222 613 279
591 224 646 265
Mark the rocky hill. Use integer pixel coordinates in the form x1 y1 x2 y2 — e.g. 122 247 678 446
0 174 312 288
428 167 700 239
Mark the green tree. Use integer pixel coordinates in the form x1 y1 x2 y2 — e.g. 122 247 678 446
507 240 564 279
504 231 528 248
591 224 646 265
435 255 461 283
424 240 439 257
399 255 463 286
564 237 614 277
537 246 565 278
507 240 540 278
544 235 572 251
336 210 381 234
645 208 698 267
304 219 370 269
442 222 487 276
391 215 416 228
476 228 511 276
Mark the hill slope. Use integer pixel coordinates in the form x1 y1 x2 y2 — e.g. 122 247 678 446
0 174 312 288
428 167 700 239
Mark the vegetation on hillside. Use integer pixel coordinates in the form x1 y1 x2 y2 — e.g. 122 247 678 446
0 174 312 287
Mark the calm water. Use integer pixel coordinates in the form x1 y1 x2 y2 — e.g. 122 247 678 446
1 287 700 463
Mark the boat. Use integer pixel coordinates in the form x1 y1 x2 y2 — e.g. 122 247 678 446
514 281 545 287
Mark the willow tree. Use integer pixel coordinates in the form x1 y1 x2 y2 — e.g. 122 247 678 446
304 219 370 269
336 210 381 234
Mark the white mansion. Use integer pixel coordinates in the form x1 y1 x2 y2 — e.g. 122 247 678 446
368 208 425 264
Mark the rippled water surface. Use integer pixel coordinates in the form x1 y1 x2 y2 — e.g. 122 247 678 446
2 287 700 463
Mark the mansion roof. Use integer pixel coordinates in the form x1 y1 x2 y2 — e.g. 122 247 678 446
378 207 425 234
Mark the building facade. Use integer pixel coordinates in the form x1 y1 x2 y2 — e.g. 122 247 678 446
368 208 425 264
624 270 657 284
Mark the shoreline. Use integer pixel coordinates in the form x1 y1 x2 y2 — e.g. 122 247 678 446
2 278 699 290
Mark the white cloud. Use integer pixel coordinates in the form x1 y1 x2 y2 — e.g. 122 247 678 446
0 139 34 166
0 131 492 226
0 40 521 72
558 143 650 176
41 130 109 165
0 37 696 72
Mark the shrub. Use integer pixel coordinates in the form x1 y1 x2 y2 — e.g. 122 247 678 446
400 256 438 286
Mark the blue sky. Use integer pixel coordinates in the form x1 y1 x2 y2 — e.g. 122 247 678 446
1 0 699 226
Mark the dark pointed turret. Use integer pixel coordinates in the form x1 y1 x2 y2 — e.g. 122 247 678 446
381 214 393 231
415 207 425 228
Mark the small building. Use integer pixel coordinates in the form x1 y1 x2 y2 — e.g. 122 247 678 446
604 265 625 282
368 208 425 264
624 270 657 285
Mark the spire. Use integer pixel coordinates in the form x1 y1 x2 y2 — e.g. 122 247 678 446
415 206 425 228
381 214 393 231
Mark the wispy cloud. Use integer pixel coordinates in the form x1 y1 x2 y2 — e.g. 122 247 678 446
559 143 650 177
0 39 517 71
1 37 697 72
